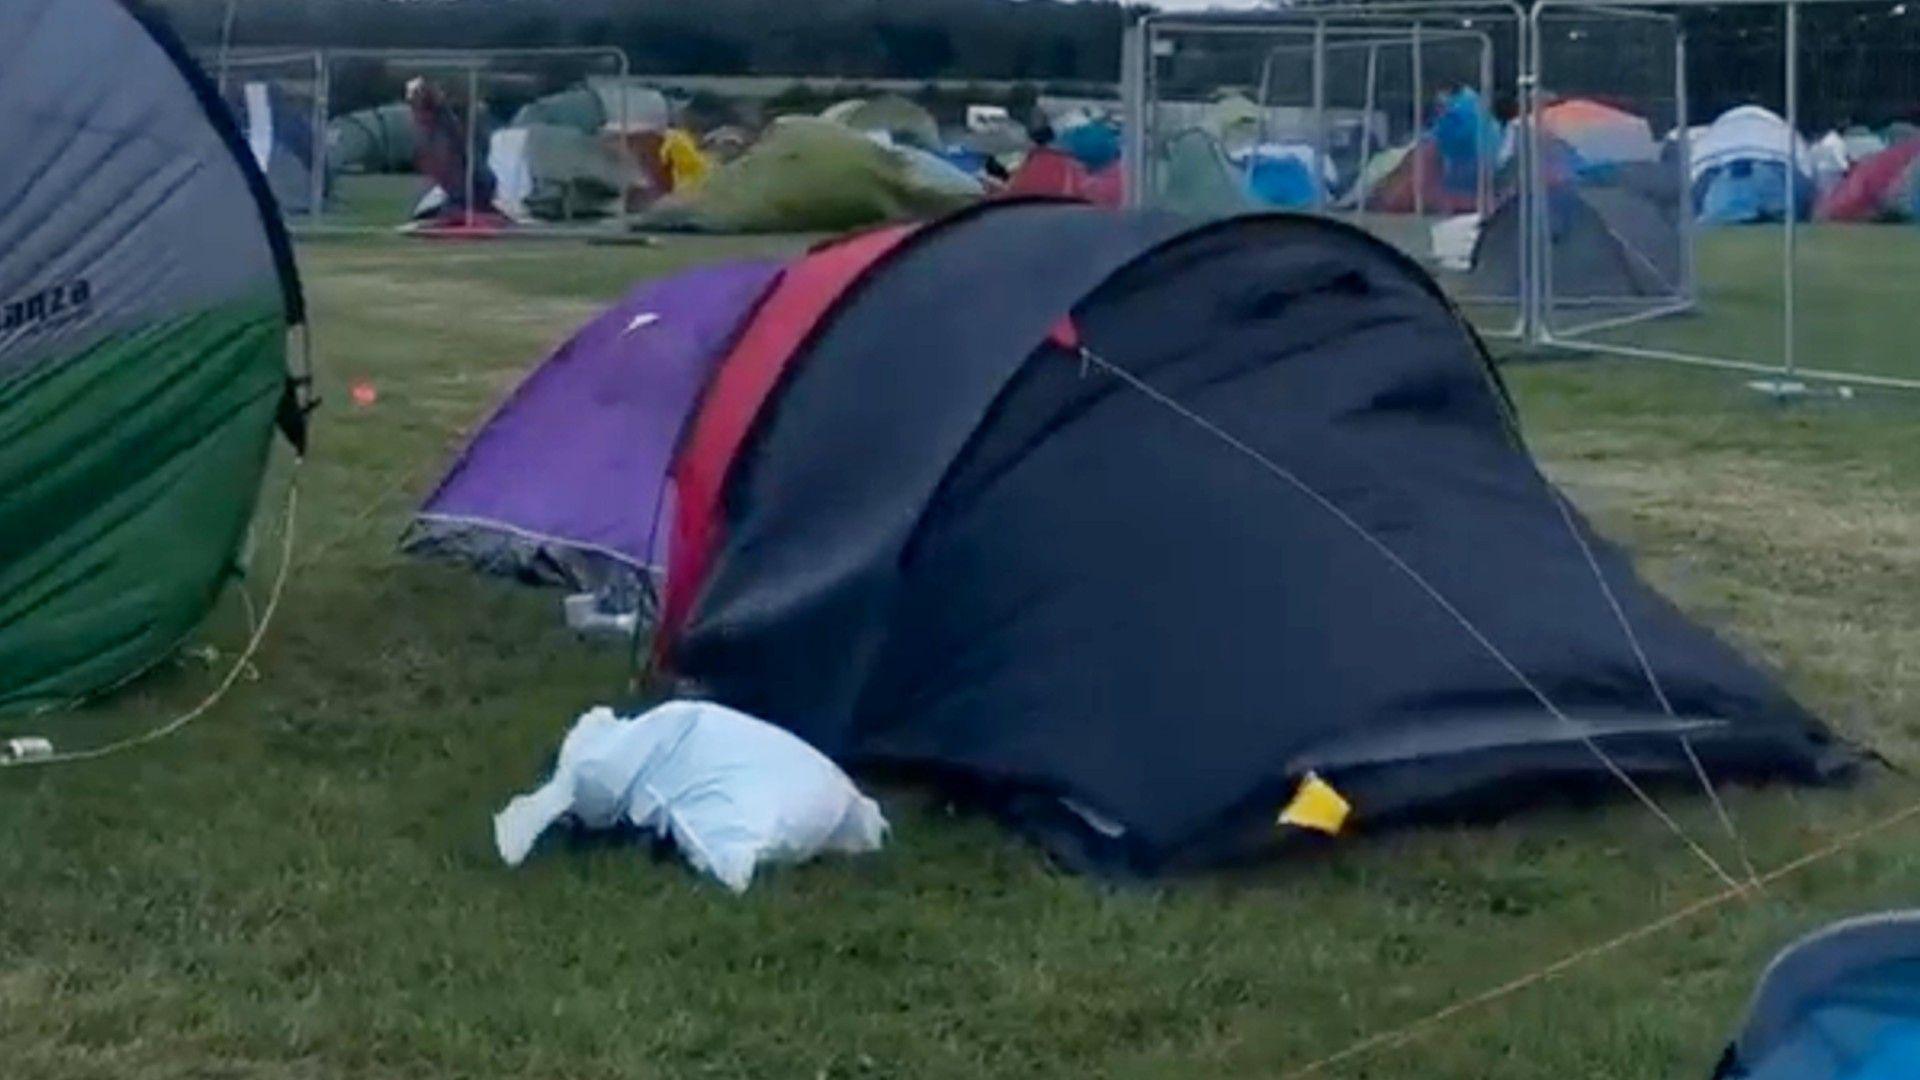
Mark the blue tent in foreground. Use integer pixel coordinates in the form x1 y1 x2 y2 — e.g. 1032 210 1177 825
1716 912 1920 1078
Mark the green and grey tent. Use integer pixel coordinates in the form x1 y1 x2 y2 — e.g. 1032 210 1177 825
1 0 308 712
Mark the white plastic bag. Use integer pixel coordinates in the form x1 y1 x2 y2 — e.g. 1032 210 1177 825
494 701 887 892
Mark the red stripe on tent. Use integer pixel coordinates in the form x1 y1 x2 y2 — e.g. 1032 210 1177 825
658 224 917 651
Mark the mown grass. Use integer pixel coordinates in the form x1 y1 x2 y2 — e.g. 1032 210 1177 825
4 225 1919 1079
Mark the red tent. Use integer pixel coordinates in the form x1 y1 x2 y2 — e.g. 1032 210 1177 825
1359 139 1480 215
1817 139 1920 222
1002 147 1124 208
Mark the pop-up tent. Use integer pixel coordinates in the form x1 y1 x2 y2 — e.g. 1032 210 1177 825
1690 106 1814 225
1715 912 1920 1079
1 0 307 711
412 200 1845 874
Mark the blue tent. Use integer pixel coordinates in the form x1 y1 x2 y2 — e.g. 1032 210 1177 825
1058 122 1121 172
1431 87 1500 195
1716 912 1920 1078
1695 159 1813 225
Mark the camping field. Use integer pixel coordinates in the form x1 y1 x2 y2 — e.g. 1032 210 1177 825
4 224 1920 1078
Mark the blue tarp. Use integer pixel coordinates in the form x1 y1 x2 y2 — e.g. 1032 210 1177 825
1431 88 1500 196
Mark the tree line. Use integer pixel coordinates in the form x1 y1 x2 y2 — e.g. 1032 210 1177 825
153 0 1920 131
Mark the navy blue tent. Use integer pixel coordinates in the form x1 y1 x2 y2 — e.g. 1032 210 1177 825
642 201 1849 875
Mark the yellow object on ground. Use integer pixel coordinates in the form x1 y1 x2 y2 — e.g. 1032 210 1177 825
661 128 712 193
1278 772 1351 835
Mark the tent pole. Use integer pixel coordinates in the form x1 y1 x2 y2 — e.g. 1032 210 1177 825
1359 42 1380 223
464 65 479 230
1312 21 1330 211
1782 0 1799 387
1479 32 1494 216
1676 26 1696 311
310 50 327 228
1412 20 1425 219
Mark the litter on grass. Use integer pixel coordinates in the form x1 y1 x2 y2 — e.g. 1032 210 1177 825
494 701 887 892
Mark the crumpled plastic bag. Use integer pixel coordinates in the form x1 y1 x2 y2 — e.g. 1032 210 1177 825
493 701 887 892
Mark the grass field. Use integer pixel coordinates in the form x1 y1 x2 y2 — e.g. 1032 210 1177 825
4 223 1920 1079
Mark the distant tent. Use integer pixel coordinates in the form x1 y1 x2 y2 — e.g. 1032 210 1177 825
515 80 670 136
511 87 605 135
412 201 1847 874
1843 125 1889 162
1362 139 1478 214
1816 139 1920 222
822 95 941 149
1204 93 1264 157
1808 131 1852 195
1 0 307 710
1689 106 1813 224
1245 145 1326 208
327 103 414 173
1539 98 1660 170
1058 121 1123 172
1471 168 1683 301
1004 146 1124 207
638 118 976 233
892 144 986 199
488 124 636 222
1715 912 1920 1079
225 79 325 215
1152 130 1254 217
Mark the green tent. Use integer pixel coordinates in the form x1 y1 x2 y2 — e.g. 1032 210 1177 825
1155 129 1256 218
328 103 415 173
637 118 976 234
2 0 307 713
821 95 942 149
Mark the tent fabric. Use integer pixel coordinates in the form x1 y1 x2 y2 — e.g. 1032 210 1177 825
1817 139 1920 222
327 103 414 173
1059 121 1123 172
405 260 784 595
822 95 941 150
659 226 916 640
226 80 324 215
652 201 1846 874
637 118 977 233
1690 106 1812 183
488 124 635 222
1472 176 1683 301
513 81 670 136
1716 912 1920 1079
1154 130 1257 218
1540 99 1661 169
1004 147 1124 208
1696 160 1811 225
1362 138 1480 214
1 0 303 711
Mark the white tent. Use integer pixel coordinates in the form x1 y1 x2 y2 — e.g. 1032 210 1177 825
1689 106 1812 183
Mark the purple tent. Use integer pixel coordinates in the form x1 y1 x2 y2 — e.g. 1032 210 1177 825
404 259 785 605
